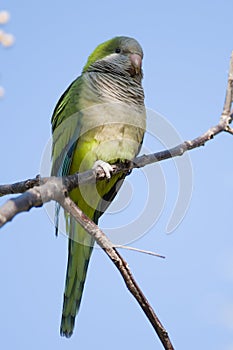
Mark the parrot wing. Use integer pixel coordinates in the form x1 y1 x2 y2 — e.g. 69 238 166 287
51 78 83 176
51 77 83 233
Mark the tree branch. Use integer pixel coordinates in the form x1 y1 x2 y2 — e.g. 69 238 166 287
59 194 174 350
0 51 232 350
0 109 232 198
0 175 41 196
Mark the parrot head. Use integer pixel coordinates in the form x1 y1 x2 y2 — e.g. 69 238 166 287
83 36 143 80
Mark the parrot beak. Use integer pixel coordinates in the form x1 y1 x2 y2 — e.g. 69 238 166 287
130 53 142 75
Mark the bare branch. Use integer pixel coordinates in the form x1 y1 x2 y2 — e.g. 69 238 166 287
58 194 174 350
0 178 62 226
0 110 232 198
0 175 41 197
223 51 233 115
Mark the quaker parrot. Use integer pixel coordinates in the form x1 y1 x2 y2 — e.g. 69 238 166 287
51 36 146 337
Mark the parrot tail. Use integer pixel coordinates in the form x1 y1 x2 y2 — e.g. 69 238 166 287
60 218 94 337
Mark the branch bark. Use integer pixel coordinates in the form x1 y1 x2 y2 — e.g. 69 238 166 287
0 51 232 350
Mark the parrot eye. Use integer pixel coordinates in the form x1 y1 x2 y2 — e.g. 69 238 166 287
115 47 121 53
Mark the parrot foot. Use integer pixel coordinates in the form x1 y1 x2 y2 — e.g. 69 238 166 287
93 160 113 179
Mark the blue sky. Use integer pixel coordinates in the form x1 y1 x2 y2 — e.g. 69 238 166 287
0 1 233 349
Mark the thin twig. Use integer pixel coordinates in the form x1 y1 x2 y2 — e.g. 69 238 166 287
222 51 233 115
114 244 165 259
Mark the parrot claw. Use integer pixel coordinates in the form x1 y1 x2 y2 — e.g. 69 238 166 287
93 160 113 179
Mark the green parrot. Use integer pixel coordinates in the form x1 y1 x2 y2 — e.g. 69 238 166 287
51 36 146 337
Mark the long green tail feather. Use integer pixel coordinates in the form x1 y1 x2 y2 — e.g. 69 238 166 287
60 217 94 337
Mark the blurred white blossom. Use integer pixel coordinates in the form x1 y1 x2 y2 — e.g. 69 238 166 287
0 86 5 98
0 10 14 47
0 10 14 97
0 10 10 24
1 32 14 47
